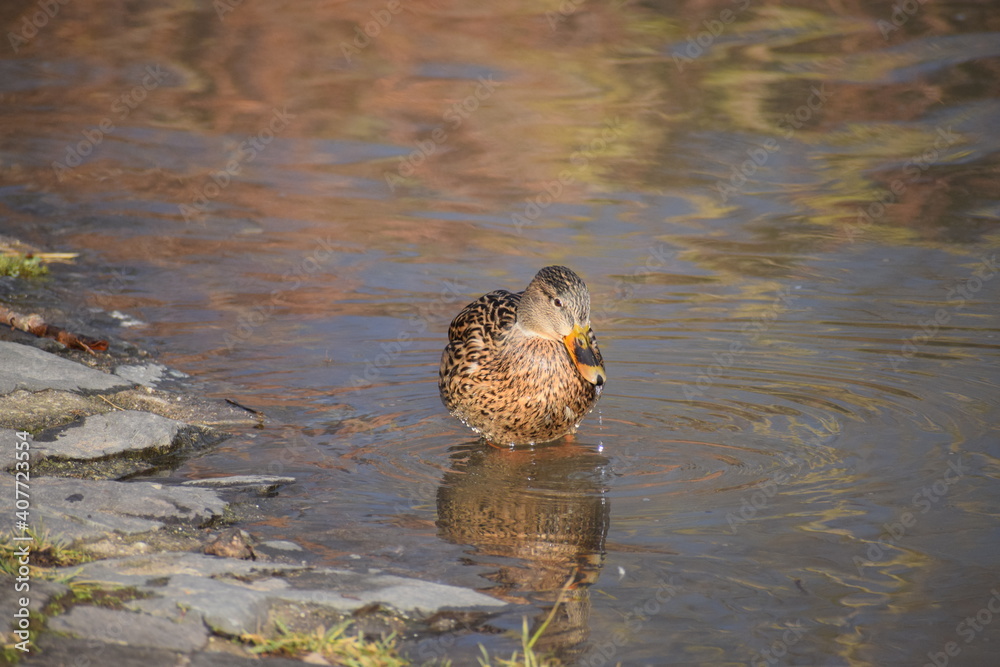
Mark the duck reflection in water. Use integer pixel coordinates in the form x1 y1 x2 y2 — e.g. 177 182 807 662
436 439 610 659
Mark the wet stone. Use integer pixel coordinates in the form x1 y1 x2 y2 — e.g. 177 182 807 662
186 650 310 666
0 428 23 472
258 540 303 552
181 475 296 492
25 635 185 667
46 606 209 652
0 340 257 434
0 341 130 395
0 573 69 640
113 362 177 388
33 410 186 461
130 573 275 637
57 551 507 637
0 477 228 543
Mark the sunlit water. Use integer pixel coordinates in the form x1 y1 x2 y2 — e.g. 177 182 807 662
2 1 999 664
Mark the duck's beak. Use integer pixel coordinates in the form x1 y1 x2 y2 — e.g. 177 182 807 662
563 324 606 387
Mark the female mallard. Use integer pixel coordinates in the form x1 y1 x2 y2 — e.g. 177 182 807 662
439 266 606 446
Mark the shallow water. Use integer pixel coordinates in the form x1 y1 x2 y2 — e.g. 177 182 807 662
2 0 999 664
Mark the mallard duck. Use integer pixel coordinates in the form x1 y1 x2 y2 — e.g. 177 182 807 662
439 266 606 446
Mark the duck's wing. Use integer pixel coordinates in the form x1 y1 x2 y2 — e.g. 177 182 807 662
446 289 520 348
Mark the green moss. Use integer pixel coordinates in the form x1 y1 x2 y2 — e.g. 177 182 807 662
44 583 149 617
0 254 47 278
0 528 92 575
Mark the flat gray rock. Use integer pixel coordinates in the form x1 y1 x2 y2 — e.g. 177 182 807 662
131 573 275 636
187 652 309 666
69 553 299 636
26 636 184 667
34 410 185 461
180 475 295 489
0 477 228 542
258 540 303 552
113 362 169 388
278 571 511 613
0 428 24 471
67 551 300 583
27 638 308 667
0 341 130 395
0 573 68 622
59 551 506 636
46 606 208 652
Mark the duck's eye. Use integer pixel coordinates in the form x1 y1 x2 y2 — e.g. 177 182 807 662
553 297 563 308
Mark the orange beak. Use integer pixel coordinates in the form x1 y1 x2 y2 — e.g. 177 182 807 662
563 324 606 386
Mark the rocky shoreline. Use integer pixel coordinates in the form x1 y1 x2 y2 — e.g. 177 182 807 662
0 296 506 664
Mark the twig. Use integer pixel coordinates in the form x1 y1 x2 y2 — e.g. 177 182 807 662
97 395 125 411
0 305 108 354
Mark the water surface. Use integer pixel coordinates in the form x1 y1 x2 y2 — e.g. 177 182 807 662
2 0 999 664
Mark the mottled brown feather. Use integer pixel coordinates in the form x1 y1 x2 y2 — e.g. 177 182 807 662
439 268 604 446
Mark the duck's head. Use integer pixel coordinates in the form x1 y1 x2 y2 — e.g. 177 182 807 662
517 265 607 387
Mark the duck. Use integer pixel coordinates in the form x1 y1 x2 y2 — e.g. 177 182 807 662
439 265 606 446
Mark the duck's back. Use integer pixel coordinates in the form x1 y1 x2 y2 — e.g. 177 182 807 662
440 289 519 388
